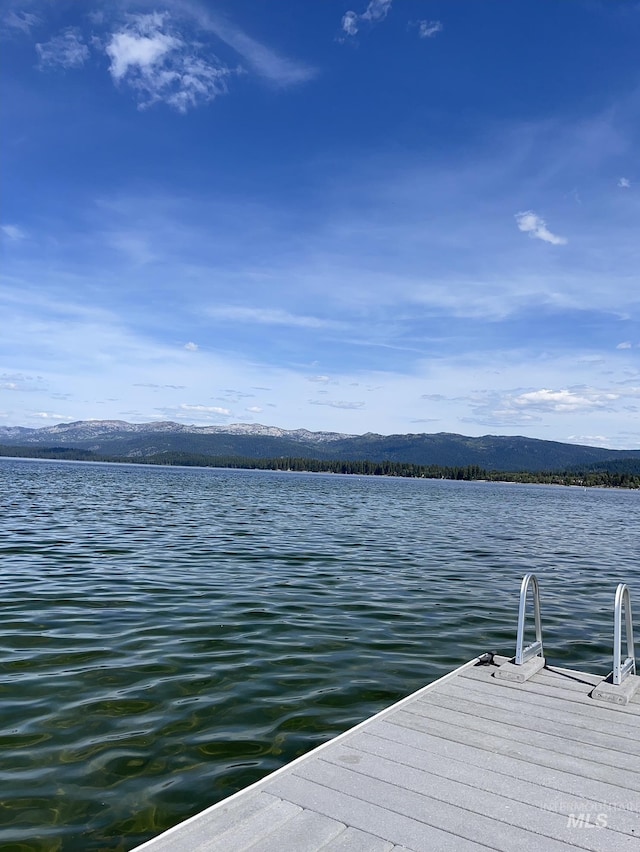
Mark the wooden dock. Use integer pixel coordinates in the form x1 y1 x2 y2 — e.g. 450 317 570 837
133 653 640 851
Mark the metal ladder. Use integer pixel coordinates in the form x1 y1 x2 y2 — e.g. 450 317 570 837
613 583 636 685
515 573 544 666
497 574 637 697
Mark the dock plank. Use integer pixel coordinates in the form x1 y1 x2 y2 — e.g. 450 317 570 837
323 734 640 839
434 676 640 740
415 689 640 757
244 809 345 852
361 725 640 835
314 826 395 851
387 707 640 793
268 772 493 852
283 758 590 852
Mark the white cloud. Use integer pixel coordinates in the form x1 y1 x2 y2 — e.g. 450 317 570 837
1 224 26 240
618 177 631 188
31 411 71 420
105 13 235 112
307 375 331 383
341 0 393 37
462 376 636 429
246 406 263 413
566 434 610 445
106 20 177 80
513 388 618 413
416 20 443 39
179 404 231 415
515 210 567 245
361 0 393 23
36 28 89 69
184 341 199 351
341 11 359 36
207 306 343 329
616 341 632 350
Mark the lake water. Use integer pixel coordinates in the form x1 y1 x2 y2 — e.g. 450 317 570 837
1 458 638 850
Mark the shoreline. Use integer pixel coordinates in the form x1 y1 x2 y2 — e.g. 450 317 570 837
2 451 639 490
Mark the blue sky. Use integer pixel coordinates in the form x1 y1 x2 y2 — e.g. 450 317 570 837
1 0 639 447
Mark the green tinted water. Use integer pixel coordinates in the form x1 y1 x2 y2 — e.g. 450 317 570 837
1 459 638 850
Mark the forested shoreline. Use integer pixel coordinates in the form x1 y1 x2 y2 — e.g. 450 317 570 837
2 445 640 488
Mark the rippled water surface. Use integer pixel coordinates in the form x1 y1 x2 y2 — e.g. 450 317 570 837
1 458 638 850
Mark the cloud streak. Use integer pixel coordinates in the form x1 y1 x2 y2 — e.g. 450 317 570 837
179 403 231 415
1 224 26 240
207 306 344 329
309 399 365 409
206 20 315 86
179 1 316 86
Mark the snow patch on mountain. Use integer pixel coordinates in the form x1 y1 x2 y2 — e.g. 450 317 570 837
0 420 357 444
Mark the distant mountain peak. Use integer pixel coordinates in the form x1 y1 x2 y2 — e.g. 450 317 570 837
1 418 638 471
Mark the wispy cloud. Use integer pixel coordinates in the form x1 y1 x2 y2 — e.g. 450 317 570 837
36 28 89 69
179 403 231 415
618 177 631 188
341 0 393 37
3 9 40 35
468 386 622 426
566 434 610 445
361 0 393 24
0 372 46 392
133 382 186 389
1 224 26 240
415 20 443 39
31 411 71 420
616 341 632 350
105 12 236 112
341 11 359 37
184 341 199 351
310 399 365 409
196 9 316 86
515 210 567 245
207 306 343 329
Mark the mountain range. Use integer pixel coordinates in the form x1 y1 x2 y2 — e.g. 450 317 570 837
2 420 640 472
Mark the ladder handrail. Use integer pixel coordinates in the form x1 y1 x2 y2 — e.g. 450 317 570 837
515 573 544 665
613 584 636 685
